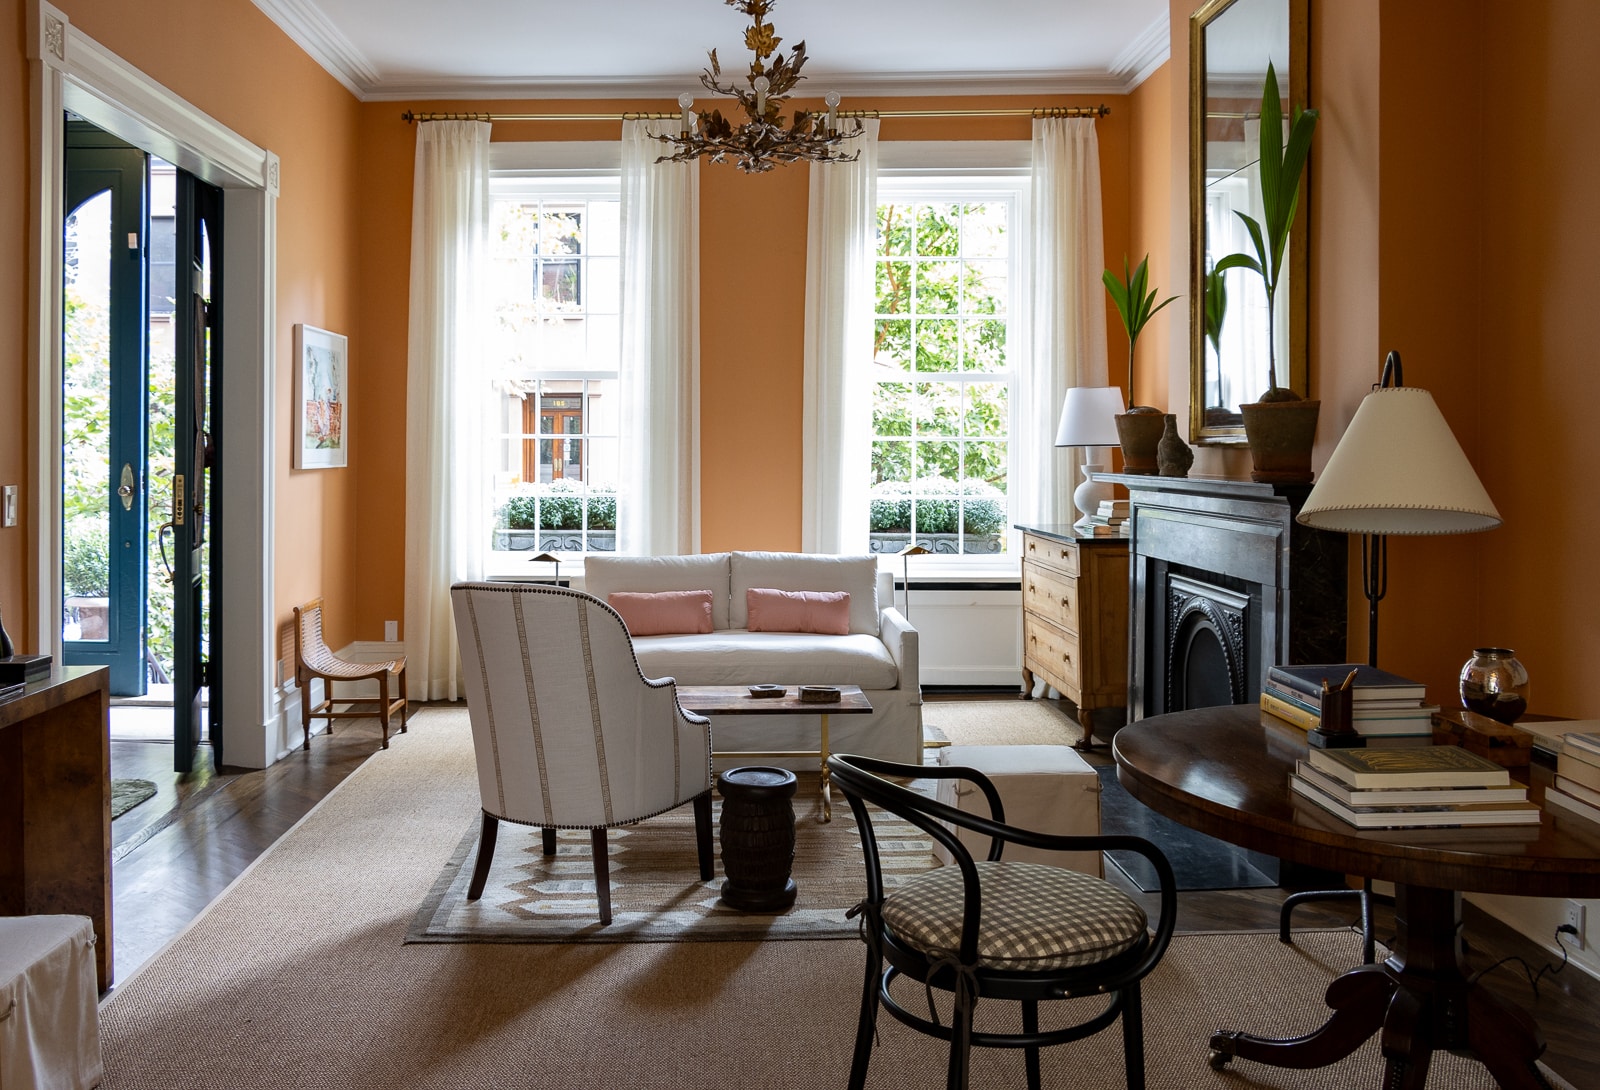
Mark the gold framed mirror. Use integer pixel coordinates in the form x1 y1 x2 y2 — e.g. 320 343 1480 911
1188 0 1309 444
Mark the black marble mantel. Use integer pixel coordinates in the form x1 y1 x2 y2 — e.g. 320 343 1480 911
1096 473 1348 721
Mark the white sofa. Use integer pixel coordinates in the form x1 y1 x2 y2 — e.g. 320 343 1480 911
581 551 923 766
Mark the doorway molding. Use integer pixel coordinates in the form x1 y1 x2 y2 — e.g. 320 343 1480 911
29 1 281 767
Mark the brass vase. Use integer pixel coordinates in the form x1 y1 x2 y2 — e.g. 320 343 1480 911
1115 409 1166 475
1240 399 1320 483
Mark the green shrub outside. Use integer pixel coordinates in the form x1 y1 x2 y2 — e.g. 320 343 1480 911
496 482 617 533
867 477 1005 536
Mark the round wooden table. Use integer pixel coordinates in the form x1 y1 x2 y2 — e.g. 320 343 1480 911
1113 704 1600 1090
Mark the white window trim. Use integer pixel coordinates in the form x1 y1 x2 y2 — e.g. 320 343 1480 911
873 172 1032 571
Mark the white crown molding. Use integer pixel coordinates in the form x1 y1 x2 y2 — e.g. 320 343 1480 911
1112 14 1173 92
250 0 378 98
362 70 1136 104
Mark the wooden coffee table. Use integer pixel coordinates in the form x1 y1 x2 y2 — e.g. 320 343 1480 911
674 685 873 823
1113 704 1600 1089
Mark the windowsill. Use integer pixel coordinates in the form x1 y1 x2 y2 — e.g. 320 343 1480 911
485 551 1023 589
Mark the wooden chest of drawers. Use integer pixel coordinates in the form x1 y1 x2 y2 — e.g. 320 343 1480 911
1019 528 1129 748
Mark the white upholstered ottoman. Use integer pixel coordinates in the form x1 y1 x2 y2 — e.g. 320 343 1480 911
934 744 1103 877
0 915 103 1090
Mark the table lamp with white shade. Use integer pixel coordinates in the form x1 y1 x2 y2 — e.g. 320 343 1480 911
1295 351 1501 666
1054 386 1126 533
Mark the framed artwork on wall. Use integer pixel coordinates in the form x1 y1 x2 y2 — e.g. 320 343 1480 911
294 324 349 469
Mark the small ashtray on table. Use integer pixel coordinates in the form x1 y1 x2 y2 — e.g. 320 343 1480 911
674 684 874 823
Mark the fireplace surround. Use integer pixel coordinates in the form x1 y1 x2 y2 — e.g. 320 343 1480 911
1099 474 1347 721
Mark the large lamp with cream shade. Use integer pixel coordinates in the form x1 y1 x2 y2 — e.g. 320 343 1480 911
1295 352 1501 665
1054 386 1126 533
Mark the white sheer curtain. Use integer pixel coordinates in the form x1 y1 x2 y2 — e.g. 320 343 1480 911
1018 117 1108 527
618 119 700 556
402 120 492 701
801 119 880 554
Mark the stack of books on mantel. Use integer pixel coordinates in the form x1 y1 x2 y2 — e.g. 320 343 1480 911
1290 746 1540 828
1260 663 1441 745
1084 499 1131 537
1543 732 1600 827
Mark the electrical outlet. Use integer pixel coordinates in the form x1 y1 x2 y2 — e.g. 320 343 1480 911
2 485 16 527
1564 902 1586 949
384 620 398 642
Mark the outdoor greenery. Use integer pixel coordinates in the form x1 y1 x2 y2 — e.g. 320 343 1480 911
496 480 617 533
870 200 1011 552
869 477 1006 536
61 283 181 681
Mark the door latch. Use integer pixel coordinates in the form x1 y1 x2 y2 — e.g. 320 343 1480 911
117 463 135 511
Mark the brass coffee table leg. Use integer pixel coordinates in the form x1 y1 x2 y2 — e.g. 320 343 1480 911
818 712 832 823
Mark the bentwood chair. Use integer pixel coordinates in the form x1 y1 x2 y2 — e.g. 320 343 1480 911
828 752 1177 1090
450 581 714 925
292 597 408 751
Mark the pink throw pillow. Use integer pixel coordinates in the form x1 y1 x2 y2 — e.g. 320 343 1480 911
746 588 851 635
607 590 714 636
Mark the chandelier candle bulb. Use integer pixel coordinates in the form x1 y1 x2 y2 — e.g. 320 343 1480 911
678 93 695 133
753 75 769 115
825 91 839 133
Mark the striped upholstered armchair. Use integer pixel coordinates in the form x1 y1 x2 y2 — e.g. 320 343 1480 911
449 581 715 925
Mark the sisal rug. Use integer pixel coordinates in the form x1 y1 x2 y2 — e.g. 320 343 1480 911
96 709 1578 1089
408 793 932 945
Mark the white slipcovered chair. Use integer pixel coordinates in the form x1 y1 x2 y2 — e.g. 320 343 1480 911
450 581 715 925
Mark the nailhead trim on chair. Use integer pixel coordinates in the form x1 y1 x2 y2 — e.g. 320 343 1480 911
881 861 1148 970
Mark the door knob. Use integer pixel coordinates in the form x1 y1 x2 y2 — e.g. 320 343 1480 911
117 463 136 511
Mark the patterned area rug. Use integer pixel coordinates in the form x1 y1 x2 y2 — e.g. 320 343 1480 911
407 786 932 944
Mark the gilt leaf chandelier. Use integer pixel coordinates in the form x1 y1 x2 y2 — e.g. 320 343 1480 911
655 0 863 173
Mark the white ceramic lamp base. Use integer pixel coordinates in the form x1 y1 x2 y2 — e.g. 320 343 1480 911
1072 462 1112 533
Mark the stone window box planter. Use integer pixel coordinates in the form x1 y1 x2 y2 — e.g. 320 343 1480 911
868 532 1002 555
492 529 616 553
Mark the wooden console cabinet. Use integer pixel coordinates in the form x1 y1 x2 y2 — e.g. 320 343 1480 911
1016 526 1129 748
0 666 112 989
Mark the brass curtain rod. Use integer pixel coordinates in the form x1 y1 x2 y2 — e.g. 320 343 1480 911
402 104 1108 124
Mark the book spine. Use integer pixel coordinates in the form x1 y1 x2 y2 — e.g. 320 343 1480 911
1561 733 1600 759
1265 667 1324 700
1261 691 1319 731
1556 753 1600 792
1554 775 1600 810
1264 681 1320 713
1544 785 1600 826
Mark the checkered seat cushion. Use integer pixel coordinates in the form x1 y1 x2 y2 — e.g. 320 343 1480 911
880 861 1149 971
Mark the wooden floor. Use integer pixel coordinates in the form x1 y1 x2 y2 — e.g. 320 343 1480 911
109 694 1600 1086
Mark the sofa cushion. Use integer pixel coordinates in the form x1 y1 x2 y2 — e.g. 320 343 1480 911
746 588 851 635
633 631 899 689
729 552 880 636
583 553 732 630
607 590 714 636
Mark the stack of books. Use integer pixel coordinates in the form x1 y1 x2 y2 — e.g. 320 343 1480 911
1543 732 1600 826
1084 499 1130 537
1290 746 1539 828
1261 663 1440 744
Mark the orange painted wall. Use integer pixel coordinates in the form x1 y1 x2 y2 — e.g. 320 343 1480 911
0 0 364 649
350 93 1133 609
1472 0 1600 718
1127 61 1176 416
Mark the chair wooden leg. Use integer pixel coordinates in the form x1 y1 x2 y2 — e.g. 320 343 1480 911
377 675 391 749
466 813 499 901
946 985 975 1090
1121 982 1146 1090
299 675 312 751
592 829 612 925
847 933 883 1090
541 828 557 855
397 667 409 735
693 790 714 881
1023 999 1041 1090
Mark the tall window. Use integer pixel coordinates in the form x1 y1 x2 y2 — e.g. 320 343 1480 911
870 179 1022 558
484 177 620 573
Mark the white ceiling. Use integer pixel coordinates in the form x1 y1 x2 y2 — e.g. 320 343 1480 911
251 0 1171 102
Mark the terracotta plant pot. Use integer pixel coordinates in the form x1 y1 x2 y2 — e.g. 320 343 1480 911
1115 411 1166 475
1240 399 1320 483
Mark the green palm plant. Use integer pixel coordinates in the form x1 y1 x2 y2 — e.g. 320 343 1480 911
1203 263 1227 362
1214 62 1317 402
1102 254 1177 411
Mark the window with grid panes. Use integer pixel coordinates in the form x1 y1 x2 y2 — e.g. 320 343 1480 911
871 181 1019 558
484 176 621 573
